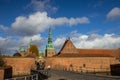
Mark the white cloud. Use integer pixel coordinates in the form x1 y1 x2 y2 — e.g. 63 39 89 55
107 7 120 20
19 34 45 46
68 17 89 26
73 33 120 49
0 37 17 50
10 12 89 36
53 32 120 50
0 34 45 55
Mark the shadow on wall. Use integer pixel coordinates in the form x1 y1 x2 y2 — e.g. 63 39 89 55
110 64 120 76
4 66 12 79
0 66 12 80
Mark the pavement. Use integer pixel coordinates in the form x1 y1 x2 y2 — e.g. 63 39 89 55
44 70 120 80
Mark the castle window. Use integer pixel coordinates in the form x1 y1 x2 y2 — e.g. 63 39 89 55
83 64 86 68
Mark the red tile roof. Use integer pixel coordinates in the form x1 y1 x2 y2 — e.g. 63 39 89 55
56 39 120 57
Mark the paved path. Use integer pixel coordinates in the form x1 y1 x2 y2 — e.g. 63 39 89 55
45 70 120 80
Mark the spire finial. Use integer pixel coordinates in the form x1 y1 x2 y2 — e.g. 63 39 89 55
48 28 52 43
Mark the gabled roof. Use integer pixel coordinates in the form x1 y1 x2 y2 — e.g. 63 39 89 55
59 38 78 54
57 39 119 57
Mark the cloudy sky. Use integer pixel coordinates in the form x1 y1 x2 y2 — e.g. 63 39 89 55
0 0 120 55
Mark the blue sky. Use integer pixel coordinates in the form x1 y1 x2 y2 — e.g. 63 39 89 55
0 0 120 55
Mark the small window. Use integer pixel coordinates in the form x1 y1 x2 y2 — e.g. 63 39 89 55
70 64 73 67
83 64 86 68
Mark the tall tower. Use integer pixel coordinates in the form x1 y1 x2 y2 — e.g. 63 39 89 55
45 28 56 57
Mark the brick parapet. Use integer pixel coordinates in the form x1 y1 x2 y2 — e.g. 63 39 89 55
4 57 35 76
45 57 119 72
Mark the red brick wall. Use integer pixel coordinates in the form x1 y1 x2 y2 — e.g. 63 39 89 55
4 57 35 76
45 57 119 72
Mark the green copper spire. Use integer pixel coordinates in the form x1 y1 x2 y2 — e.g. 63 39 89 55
29 39 33 46
46 28 55 50
48 28 52 44
19 46 25 52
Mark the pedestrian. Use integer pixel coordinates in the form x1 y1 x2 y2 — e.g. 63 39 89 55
47 65 51 70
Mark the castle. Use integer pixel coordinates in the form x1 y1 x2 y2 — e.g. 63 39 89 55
1 28 120 80
45 31 120 72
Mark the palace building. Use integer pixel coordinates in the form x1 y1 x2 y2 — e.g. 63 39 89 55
46 38 120 72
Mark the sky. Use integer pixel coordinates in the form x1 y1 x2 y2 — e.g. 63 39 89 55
0 0 120 55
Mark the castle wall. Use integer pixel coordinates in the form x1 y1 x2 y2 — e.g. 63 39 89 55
4 57 35 76
45 57 119 72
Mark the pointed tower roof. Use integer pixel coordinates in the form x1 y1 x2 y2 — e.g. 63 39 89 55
48 28 52 44
59 38 79 55
46 28 55 50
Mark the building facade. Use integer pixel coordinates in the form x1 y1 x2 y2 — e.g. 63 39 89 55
46 38 120 72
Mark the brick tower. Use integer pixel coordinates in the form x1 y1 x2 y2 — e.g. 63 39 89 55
45 28 56 57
